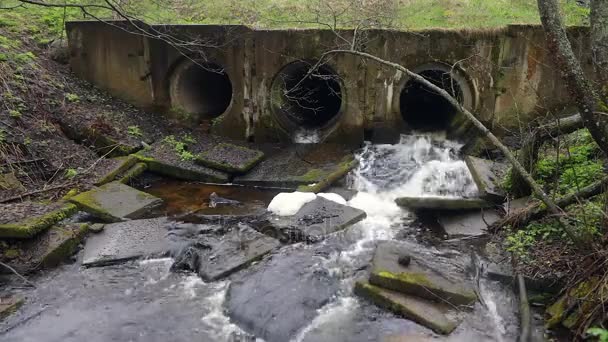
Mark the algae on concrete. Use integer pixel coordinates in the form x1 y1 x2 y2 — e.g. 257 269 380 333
94 155 138 186
195 143 264 174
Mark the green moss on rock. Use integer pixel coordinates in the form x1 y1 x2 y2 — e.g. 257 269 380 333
0 203 77 239
94 155 138 186
297 157 359 193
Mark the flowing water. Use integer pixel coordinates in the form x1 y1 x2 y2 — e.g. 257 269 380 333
0 134 520 342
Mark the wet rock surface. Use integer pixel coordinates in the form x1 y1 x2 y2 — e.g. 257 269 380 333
226 247 340 342
70 181 163 222
170 222 280 281
195 143 264 174
0 297 23 321
0 202 77 239
263 197 367 242
82 217 170 266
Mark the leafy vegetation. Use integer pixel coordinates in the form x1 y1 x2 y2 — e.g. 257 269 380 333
588 327 608 342
163 135 195 161
127 125 143 138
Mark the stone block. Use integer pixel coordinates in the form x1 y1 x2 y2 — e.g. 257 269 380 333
196 143 264 174
355 281 460 335
370 241 476 306
82 217 169 266
69 181 162 222
0 202 77 239
395 196 492 210
93 155 138 186
437 209 501 238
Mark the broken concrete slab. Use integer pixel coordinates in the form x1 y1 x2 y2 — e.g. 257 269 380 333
82 217 169 266
437 209 502 238
0 202 78 239
0 297 24 321
234 144 357 192
117 162 147 184
370 241 476 306
69 181 162 222
59 120 141 158
2 223 89 274
196 143 264 174
135 140 229 183
464 156 507 203
263 197 367 243
395 196 492 210
172 223 280 281
355 281 460 335
227 247 340 342
503 196 533 215
93 155 138 186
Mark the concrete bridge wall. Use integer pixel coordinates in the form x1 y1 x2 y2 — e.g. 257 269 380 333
65 21 594 145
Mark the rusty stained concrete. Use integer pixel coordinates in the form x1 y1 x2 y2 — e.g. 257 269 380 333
66 21 595 146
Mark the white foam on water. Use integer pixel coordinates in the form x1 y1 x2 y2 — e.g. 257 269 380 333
268 192 317 216
181 275 205 298
293 297 359 342
317 192 347 205
200 281 250 341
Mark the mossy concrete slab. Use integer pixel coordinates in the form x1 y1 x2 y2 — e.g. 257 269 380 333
0 297 24 321
437 209 501 238
172 223 281 281
69 181 162 222
117 162 147 184
0 202 78 239
58 120 141 158
234 144 356 192
264 197 367 243
93 155 138 186
395 196 492 210
135 141 229 183
1 223 89 274
355 281 460 335
82 217 169 266
370 241 476 306
464 156 507 203
196 143 264 174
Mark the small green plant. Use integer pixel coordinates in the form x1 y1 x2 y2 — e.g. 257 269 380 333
127 125 143 138
65 93 80 103
588 327 608 342
64 168 78 179
8 110 21 118
0 128 6 144
163 135 195 161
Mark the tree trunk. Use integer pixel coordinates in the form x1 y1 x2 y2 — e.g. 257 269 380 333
537 0 608 157
591 0 608 97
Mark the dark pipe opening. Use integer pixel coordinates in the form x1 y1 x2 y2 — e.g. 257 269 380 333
273 62 342 129
172 62 232 119
400 69 464 131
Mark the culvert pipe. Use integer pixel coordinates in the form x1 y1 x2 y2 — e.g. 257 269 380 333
169 61 233 122
270 61 343 133
399 63 473 132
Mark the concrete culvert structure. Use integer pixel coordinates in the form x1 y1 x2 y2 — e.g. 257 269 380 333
169 61 232 121
399 64 472 132
271 61 343 132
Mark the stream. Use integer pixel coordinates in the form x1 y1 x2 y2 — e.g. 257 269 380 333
0 134 522 341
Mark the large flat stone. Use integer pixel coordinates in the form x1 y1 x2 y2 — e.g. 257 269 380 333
135 139 229 182
437 209 502 238
395 196 492 210
355 281 460 335
196 143 264 174
171 223 281 281
234 144 356 192
69 181 163 222
464 156 507 203
370 241 476 306
264 197 367 243
82 217 169 266
0 202 77 239
93 155 138 186
1 223 88 274
227 247 340 342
